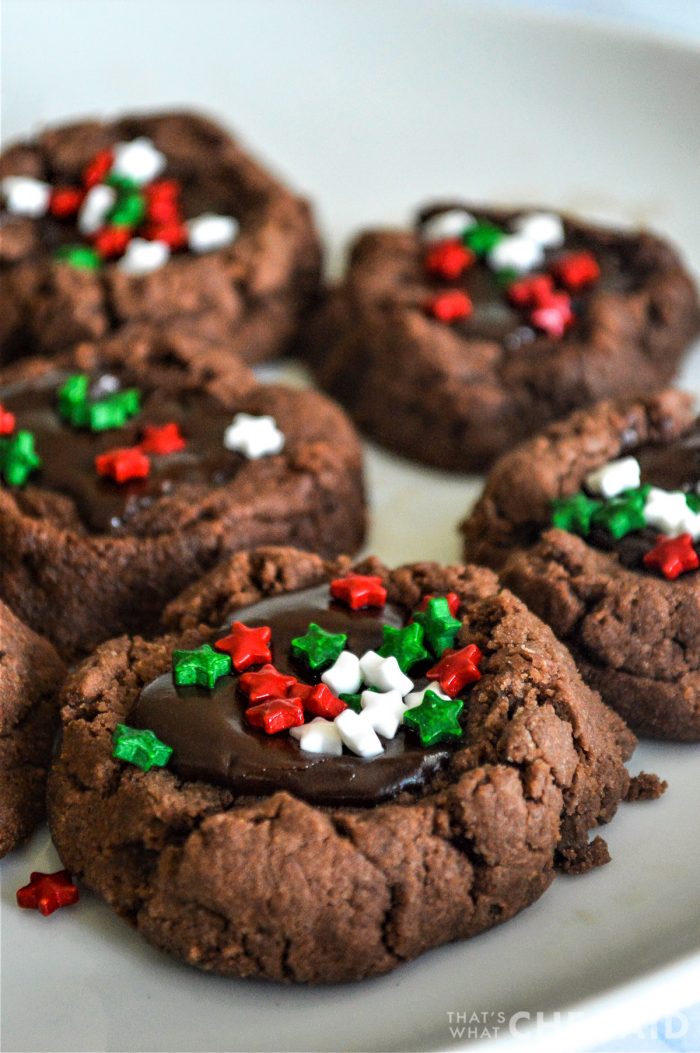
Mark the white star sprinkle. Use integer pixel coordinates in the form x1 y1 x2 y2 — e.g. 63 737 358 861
1 176 51 217
290 717 343 756
111 137 166 186
223 413 285 459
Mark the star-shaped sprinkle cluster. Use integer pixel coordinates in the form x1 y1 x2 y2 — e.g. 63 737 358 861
16 870 79 916
110 581 483 777
58 373 141 432
420 208 597 341
112 723 173 771
1 138 238 273
223 413 285 459
551 454 700 580
173 644 232 688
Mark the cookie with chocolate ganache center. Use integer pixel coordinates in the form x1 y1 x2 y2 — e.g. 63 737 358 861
304 203 699 470
0 110 320 365
47 546 658 984
461 389 700 739
0 324 365 660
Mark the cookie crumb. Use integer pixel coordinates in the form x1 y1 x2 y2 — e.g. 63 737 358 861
626 771 668 801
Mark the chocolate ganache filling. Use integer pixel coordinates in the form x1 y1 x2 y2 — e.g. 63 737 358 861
1 369 246 532
588 423 700 570
131 585 462 807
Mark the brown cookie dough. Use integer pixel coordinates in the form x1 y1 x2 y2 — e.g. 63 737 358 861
48 546 640 983
304 204 699 470
461 390 700 739
0 600 65 857
0 111 320 364
0 330 365 661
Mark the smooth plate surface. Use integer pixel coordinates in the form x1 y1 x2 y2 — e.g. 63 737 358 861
1 2 699 1051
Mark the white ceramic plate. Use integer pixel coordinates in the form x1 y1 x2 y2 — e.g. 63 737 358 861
1 3 699 1051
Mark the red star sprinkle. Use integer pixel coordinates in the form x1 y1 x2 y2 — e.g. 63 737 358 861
239 663 298 704
16 870 79 916
418 592 460 617
215 622 272 672
427 643 483 697
330 574 388 610
530 291 574 338
82 149 114 189
507 273 554 309
551 251 600 290
424 239 475 281
0 403 16 436
92 225 132 259
49 187 84 218
142 222 188 250
295 681 347 719
424 289 473 323
245 696 304 734
139 422 187 455
643 533 699 580
145 179 180 219
95 446 150 484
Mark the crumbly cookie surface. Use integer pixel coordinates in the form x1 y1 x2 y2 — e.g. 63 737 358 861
48 547 637 982
305 205 699 470
462 390 700 738
0 111 320 364
0 332 365 659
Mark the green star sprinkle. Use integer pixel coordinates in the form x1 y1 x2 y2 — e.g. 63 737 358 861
290 623 347 671
112 724 173 772
58 374 91 426
462 222 503 257
551 491 602 536
173 644 232 689
57 374 141 432
109 191 146 228
54 245 101 270
403 689 464 747
413 598 461 657
0 430 42 486
591 485 650 539
88 389 141 431
377 622 429 673
339 692 362 712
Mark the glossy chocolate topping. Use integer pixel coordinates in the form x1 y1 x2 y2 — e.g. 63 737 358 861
131 585 461 807
588 423 700 570
2 369 244 532
636 423 700 493
417 209 638 348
